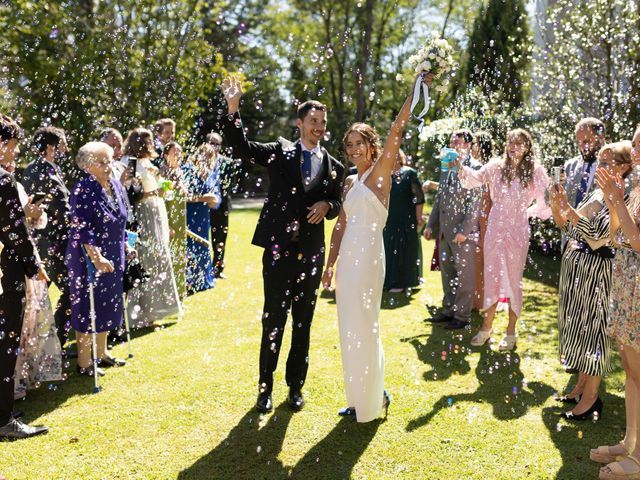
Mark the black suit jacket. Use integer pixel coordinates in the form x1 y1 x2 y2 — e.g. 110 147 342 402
20 157 71 250
0 169 40 294
223 112 344 256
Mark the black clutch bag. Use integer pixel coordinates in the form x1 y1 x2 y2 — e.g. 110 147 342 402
123 258 150 293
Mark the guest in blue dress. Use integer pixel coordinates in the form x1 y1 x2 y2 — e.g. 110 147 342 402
182 144 220 294
67 142 128 376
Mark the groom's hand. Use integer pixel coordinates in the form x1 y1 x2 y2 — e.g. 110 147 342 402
222 75 243 114
306 201 330 224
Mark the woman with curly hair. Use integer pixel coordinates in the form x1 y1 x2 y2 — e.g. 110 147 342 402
321 73 434 422
457 128 551 351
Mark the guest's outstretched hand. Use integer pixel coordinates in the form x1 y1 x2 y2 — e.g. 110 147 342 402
596 168 624 208
222 75 243 113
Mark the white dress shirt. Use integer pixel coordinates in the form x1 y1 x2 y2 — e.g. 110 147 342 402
300 141 323 183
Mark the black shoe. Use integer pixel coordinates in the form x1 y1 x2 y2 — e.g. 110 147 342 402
76 365 106 377
98 356 126 368
561 397 603 421
12 411 24 419
288 389 305 411
215 272 227 279
555 394 580 404
256 392 273 413
444 319 470 330
338 407 356 417
61 349 78 359
0 418 48 440
428 312 454 323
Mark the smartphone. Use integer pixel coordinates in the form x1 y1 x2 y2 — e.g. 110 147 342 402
128 157 138 176
552 166 562 185
31 192 49 203
552 156 565 168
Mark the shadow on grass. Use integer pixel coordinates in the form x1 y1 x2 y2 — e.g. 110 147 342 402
401 330 472 383
524 251 561 289
178 403 293 480
541 388 626 480
289 417 380 479
406 348 554 431
178 407 380 480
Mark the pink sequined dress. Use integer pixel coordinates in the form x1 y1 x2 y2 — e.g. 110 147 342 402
459 160 551 316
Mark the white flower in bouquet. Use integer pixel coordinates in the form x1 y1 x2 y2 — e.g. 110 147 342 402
407 33 457 82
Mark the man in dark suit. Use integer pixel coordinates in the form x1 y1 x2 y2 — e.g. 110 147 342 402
221 76 344 413
425 130 482 330
0 114 49 439
20 126 73 349
206 131 242 279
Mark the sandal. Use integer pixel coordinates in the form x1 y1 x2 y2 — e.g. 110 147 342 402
600 455 640 479
470 329 492 347
498 335 517 351
591 443 630 464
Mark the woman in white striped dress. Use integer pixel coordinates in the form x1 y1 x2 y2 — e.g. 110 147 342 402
550 141 632 421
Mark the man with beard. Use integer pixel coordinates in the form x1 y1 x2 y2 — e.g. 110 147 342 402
564 118 606 209
21 127 73 351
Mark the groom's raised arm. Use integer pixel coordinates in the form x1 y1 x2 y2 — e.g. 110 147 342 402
221 75 279 168
222 112 279 168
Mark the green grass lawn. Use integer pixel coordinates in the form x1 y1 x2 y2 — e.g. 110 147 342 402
0 208 626 480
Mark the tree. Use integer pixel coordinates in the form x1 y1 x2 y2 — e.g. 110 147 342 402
0 1 231 150
464 0 532 110
533 0 640 151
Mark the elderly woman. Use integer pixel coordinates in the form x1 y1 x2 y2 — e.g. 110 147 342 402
182 143 220 293
125 128 182 326
550 141 633 421
67 142 128 376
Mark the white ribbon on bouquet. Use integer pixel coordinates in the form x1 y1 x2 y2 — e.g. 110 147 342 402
409 73 431 134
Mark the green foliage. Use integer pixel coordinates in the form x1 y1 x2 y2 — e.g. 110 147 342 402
464 0 532 110
534 0 640 147
0 0 231 149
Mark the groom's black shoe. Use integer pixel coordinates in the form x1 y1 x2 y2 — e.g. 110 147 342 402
256 392 273 414
427 312 453 323
288 389 305 411
444 319 470 330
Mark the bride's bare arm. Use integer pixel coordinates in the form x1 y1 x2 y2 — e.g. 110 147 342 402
322 177 354 289
367 73 434 199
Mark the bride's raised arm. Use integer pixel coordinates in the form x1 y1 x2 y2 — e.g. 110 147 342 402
366 73 434 197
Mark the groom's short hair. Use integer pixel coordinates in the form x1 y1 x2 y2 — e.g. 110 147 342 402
575 117 605 136
297 101 327 121
452 129 474 144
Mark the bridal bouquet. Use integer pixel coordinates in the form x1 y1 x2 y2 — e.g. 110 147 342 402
402 33 457 132
407 33 456 93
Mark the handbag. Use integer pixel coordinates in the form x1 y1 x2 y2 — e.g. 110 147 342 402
123 257 150 292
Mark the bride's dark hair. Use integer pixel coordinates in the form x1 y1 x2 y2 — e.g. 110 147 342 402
342 123 381 163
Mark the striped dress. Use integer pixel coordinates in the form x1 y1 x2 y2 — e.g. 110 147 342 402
558 190 614 376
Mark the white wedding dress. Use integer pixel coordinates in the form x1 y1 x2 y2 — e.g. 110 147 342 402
335 168 388 422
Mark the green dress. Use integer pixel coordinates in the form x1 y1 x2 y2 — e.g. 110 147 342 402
383 167 425 290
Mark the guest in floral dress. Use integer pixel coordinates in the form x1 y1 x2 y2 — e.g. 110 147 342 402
589 128 640 479
459 129 551 351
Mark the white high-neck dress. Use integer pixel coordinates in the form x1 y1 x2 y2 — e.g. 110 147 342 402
335 168 388 422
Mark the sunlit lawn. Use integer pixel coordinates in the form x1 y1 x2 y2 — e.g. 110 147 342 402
0 208 626 479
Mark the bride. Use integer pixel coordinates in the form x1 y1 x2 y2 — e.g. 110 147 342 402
322 73 433 422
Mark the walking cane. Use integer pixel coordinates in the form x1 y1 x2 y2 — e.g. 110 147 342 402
122 293 134 359
84 248 101 394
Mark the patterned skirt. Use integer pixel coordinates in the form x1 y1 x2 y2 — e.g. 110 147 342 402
608 247 640 350
558 247 613 376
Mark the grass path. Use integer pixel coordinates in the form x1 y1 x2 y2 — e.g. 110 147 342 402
0 208 626 479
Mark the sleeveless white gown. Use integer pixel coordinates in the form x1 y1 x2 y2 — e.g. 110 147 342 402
335 168 388 422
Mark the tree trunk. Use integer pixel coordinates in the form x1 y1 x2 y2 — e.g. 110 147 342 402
355 0 375 121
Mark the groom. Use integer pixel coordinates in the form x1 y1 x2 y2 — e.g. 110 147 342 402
221 76 344 413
